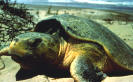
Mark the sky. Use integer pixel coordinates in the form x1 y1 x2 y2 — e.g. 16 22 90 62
49 0 72 2
11 0 132 3
11 0 133 5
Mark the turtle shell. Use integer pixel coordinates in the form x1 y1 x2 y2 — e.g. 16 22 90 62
34 14 133 71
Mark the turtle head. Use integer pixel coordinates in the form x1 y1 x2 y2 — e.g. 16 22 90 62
0 32 60 69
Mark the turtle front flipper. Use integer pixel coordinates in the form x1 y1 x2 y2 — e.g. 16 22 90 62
70 55 106 82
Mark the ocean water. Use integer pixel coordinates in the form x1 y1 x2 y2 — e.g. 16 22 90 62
22 2 133 15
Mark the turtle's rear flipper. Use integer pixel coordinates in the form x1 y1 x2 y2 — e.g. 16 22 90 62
70 55 106 82
16 68 38 81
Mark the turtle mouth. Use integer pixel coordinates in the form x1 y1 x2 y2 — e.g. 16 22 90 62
12 55 25 63
12 54 44 70
12 54 42 66
12 55 34 63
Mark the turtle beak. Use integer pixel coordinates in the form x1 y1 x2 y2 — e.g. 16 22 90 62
0 46 11 56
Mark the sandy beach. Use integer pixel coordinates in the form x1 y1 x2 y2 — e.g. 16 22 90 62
0 4 133 82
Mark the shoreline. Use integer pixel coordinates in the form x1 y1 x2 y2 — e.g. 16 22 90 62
24 3 133 15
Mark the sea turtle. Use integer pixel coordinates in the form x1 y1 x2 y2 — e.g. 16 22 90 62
0 14 133 82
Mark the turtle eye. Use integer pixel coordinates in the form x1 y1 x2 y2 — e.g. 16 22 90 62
28 38 42 48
